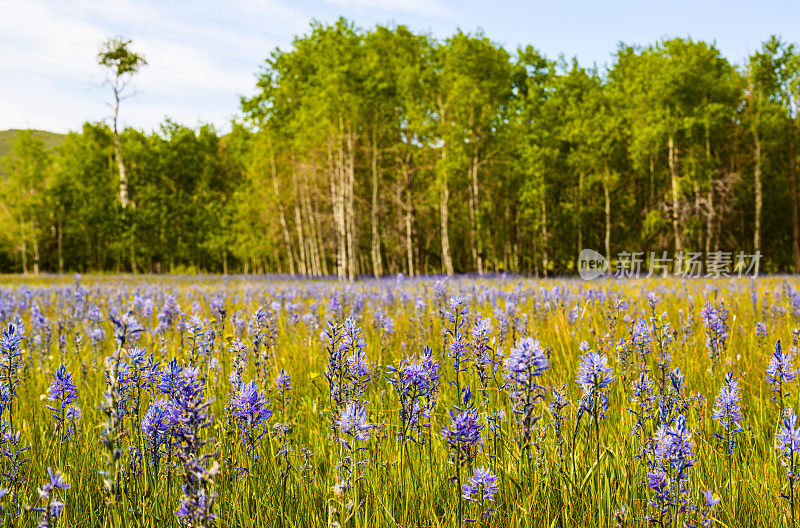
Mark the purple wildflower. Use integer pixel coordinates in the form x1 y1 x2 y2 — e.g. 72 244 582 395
0 323 24 424
646 415 695 525
462 466 499 522
462 466 499 502
629 372 656 449
141 399 173 473
337 401 372 446
109 310 143 347
176 485 216 527
631 317 653 370
776 410 800 518
699 299 729 371
175 462 219 527
386 347 440 442
504 337 549 455
701 489 720 527
576 345 616 424
275 369 292 396
28 468 70 528
45 365 80 441
230 381 272 457
713 372 744 454
767 340 796 417
47 365 77 408
442 399 485 469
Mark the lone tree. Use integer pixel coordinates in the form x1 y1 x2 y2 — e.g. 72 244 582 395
97 37 146 209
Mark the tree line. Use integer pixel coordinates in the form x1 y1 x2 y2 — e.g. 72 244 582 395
2 19 800 276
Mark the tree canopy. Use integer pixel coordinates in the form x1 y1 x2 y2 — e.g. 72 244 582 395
3 20 800 276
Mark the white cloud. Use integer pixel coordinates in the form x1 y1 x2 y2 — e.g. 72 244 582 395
321 0 453 17
0 0 460 133
0 0 307 132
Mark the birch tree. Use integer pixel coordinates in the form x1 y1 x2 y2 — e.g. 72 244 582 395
97 37 146 209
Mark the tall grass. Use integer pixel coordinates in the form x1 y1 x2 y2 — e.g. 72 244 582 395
0 274 796 527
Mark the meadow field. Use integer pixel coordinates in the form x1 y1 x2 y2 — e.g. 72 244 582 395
0 273 797 527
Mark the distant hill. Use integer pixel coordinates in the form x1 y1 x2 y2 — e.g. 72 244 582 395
0 129 66 159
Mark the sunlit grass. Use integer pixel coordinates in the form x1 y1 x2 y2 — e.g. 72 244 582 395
0 275 798 527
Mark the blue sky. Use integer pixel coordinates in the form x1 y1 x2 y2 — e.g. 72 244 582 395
1 0 798 133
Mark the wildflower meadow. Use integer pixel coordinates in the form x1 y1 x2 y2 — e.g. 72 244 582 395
0 274 799 527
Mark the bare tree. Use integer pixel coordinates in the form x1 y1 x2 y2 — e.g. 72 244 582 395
98 37 147 209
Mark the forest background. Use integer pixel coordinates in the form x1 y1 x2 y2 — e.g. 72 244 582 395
3 19 800 278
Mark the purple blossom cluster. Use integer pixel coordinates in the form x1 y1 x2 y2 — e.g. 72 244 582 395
8 277 800 527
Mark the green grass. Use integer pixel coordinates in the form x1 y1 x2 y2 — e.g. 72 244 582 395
1 275 797 527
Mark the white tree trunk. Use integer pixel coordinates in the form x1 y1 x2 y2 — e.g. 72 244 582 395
291 169 307 275
469 149 483 275
669 134 683 273
344 129 356 281
753 130 762 276
370 131 383 277
603 168 611 261
440 143 454 276
270 147 296 275
113 85 129 209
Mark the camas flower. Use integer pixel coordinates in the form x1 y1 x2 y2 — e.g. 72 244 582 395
505 337 549 451
46 364 81 441
462 465 499 522
755 321 767 340
140 398 172 474
158 358 192 397
0 323 24 403
767 340 796 404
168 369 212 455
230 381 272 429
175 461 219 527
471 317 493 353
645 415 695 525
699 299 729 370
776 410 800 519
576 347 616 390
442 400 485 467
176 485 216 526
472 317 501 389
447 332 470 372
776 411 800 468
28 467 70 528
109 310 144 347
631 317 653 362
576 346 616 423
228 339 248 392
629 372 656 440
275 369 292 395
713 372 744 453
386 348 440 442
0 324 22 356
647 469 667 490
47 365 77 409
462 466 499 502
337 401 372 445
701 489 721 528
142 399 173 439
703 488 721 507
504 337 550 383
442 297 469 329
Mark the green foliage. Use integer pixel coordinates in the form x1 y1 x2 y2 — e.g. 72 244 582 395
97 37 147 77
4 22 800 275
